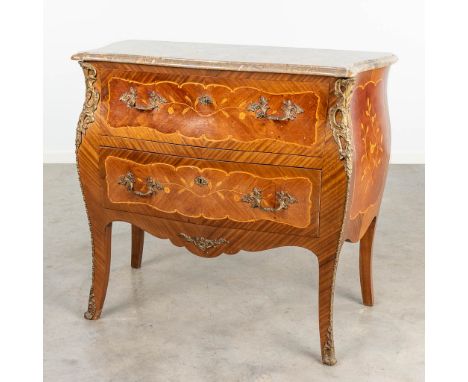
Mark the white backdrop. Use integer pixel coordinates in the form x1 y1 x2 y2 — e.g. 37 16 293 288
44 0 424 163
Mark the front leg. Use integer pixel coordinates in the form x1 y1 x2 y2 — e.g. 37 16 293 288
84 221 112 320
318 257 338 366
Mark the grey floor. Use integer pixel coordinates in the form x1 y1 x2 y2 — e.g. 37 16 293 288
44 164 424 382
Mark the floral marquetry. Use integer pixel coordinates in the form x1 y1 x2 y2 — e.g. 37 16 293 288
359 97 385 193
101 75 329 157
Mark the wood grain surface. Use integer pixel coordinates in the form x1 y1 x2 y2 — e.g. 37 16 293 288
107 77 321 146
100 148 320 236
94 62 330 157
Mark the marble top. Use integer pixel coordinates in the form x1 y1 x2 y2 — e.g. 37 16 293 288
72 40 397 77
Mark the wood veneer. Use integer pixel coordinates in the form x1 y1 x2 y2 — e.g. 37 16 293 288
346 68 391 242
95 62 329 158
73 43 394 366
99 148 321 236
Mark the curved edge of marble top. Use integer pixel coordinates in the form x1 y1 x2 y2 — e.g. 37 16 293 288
71 41 398 77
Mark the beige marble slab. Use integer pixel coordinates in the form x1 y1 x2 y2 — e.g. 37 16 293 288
72 40 397 77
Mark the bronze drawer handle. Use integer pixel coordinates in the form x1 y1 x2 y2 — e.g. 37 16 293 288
242 188 297 212
247 96 303 121
118 171 163 197
178 233 229 252
119 87 167 111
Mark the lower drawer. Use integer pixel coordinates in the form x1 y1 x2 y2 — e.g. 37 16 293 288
99 148 321 237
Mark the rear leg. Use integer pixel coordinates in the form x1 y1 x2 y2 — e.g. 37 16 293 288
131 225 144 269
359 217 377 306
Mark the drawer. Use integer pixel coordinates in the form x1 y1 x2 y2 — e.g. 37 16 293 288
97 64 330 157
99 148 321 237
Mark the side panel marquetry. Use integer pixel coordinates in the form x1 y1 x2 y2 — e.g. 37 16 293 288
346 68 391 241
99 148 321 237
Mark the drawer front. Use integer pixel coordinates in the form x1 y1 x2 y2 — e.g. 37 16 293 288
97 64 330 157
99 148 321 237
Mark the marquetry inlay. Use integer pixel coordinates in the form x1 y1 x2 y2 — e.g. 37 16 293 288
106 78 322 147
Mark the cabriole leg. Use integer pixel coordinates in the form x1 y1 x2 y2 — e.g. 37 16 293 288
318 257 338 366
84 222 112 320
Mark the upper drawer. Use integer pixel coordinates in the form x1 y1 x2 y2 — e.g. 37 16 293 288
96 64 330 157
